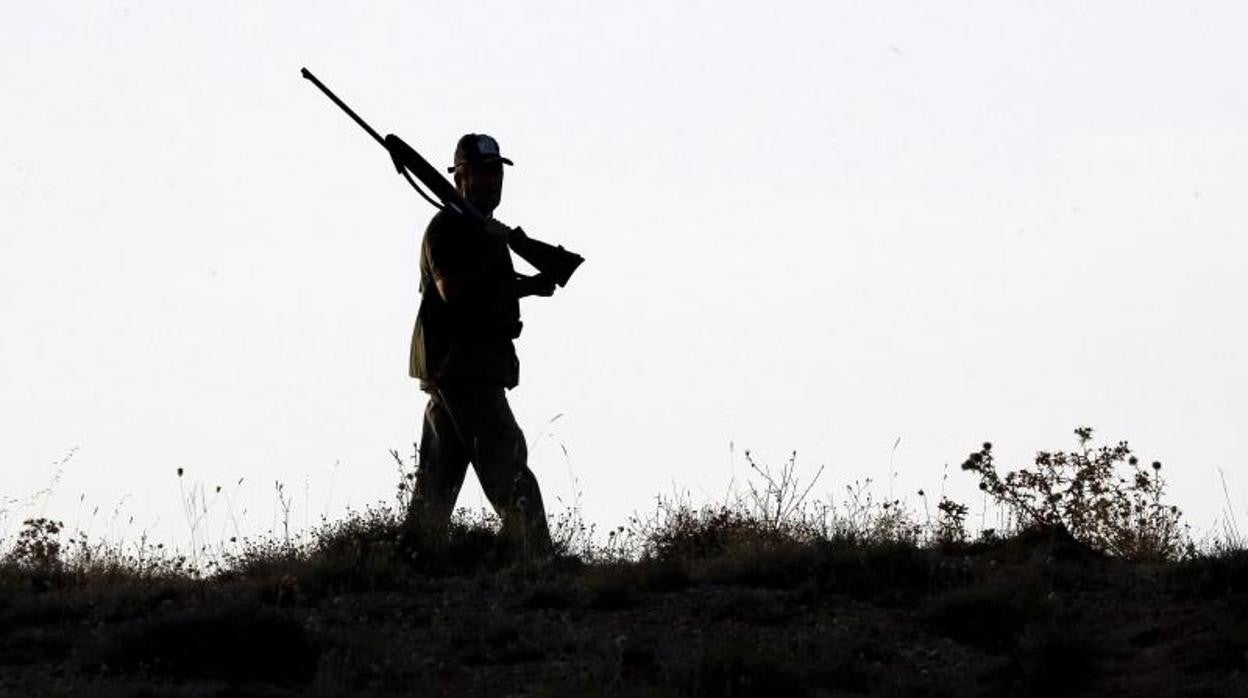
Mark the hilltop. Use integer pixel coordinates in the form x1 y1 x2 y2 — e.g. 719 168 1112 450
3 429 1247 696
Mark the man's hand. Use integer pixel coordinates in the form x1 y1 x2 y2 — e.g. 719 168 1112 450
516 273 556 298
384 134 411 174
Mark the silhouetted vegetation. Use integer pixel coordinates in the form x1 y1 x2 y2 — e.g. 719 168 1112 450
960 427 1190 560
2 427 1247 696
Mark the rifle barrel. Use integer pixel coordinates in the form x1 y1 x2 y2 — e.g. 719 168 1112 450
301 68 386 148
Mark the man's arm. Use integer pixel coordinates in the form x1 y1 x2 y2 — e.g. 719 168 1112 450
429 218 510 303
514 273 556 299
433 267 479 303
489 220 554 298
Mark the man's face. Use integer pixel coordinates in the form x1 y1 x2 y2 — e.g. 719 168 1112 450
456 160 504 215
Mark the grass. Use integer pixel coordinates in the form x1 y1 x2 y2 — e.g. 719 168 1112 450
3 427 1248 696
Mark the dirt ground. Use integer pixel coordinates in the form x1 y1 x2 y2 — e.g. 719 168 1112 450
3 536 1248 697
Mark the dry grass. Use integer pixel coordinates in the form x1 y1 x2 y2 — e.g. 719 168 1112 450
2 426 1246 696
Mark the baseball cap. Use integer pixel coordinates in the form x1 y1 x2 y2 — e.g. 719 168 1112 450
448 133 514 173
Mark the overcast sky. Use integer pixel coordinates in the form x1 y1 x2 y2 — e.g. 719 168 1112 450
3 2 1247 549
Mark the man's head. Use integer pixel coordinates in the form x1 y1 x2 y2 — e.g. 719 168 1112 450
449 133 513 216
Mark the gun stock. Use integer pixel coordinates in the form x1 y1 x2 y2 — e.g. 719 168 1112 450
510 230 584 288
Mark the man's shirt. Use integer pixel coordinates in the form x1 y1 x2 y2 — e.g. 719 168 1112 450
409 209 520 389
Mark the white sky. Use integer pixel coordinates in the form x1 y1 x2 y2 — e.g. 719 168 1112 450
3 2 1247 548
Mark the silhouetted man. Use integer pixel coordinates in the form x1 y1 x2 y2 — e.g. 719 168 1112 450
406 133 556 555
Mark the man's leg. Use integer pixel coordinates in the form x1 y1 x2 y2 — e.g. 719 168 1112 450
436 383 552 555
406 391 470 545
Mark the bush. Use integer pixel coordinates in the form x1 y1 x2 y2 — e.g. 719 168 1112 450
4 518 63 571
959 427 1189 560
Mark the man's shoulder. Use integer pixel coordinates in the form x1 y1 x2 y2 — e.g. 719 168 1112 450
425 208 474 236
423 209 479 272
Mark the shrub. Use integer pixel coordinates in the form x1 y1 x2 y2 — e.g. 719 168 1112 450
3 518 64 571
959 427 1189 560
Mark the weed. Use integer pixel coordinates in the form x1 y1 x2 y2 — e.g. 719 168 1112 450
4 518 64 571
743 449 824 530
935 496 970 546
959 427 1190 560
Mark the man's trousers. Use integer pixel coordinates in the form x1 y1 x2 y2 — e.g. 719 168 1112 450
406 382 552 554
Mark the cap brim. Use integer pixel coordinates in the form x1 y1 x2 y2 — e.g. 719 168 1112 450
446 157 514 174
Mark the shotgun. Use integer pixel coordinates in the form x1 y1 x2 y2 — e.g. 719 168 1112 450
300 67 584 287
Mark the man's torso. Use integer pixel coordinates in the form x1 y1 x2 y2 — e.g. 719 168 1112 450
410 209 520 389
